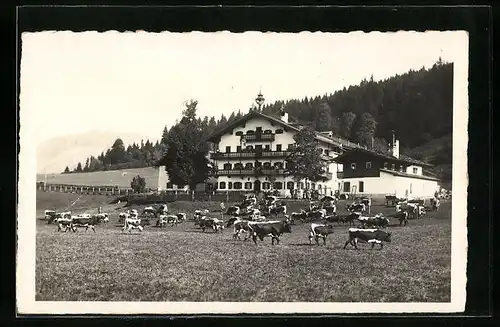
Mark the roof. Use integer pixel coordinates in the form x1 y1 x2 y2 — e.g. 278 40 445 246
380 169 440 181
333 147 433 168
205 110 357 150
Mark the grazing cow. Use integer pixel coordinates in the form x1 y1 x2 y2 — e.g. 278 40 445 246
142 207 156 218
343 212 361 226
343 228 392 250
248 219 292 245
289 210 308 223
44 210 56 220
93 213 109 223
226 206 241 216
241 197 257 208
118 212 130 224
70 215 100 232
55 217 73 232
175 213 187 223
395 210 409 226
346 203 366 213
430 198 440 211
267 203 287 218
156 204 168 217
251 214 267 222
123 217 143 233
48 211 71 224
306 208 327 221
308 223 335 245
357 214 390 228
194 209 209 221
322 213 343 225
156 215 179 227
323 205 337 215
198 217 225 233
230 219 252 241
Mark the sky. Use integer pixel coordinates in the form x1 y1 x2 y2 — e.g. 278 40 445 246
21 31 466 148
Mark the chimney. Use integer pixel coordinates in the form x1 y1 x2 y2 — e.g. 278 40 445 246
391 131 400 159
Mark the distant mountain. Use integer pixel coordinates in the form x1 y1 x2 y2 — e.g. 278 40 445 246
37 131 157 174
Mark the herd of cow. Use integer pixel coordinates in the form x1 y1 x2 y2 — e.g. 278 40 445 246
43 194 437 250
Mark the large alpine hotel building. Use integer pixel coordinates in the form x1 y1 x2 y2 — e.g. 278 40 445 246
205 97 440 199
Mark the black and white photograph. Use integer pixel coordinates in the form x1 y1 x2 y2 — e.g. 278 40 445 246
17 29 468 314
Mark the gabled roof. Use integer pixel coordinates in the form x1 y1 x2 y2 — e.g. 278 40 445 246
333 147 433 168
205 110 357 150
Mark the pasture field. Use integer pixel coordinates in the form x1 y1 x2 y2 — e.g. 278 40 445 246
35 191 451 302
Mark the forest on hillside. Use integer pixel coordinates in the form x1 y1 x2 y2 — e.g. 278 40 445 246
66 59 453 181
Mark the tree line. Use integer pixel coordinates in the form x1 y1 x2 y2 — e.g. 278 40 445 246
66 59 452 181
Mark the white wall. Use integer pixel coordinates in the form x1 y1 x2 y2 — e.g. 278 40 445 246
339 171 439 198
406 165 423 175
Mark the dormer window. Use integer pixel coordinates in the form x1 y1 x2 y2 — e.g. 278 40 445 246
366 161 372 169
383 162 388 169
400 165 404 172
391 164 396 170
246 130 255 135
413 167 418 174
275 129 283 134
264 129 272 134
235 131 243 136
351 163 357 170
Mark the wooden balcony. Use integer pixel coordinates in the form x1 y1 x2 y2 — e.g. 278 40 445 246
210 150 291 160
210 152 256 160
212 169 255 176
241 133 275 142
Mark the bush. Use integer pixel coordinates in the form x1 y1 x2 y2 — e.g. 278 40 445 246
130 175 147 193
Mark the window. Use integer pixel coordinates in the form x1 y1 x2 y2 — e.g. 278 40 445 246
262 182 270 189
286 181 295 190
276 144 282 151
236 146 241 152
383 162 388 169
351 163 357 170
265 145 270 150
166 182 173 189
311 183 316 190
246 145 253 151
223 163 232 170
287 144 294 150
245 163 253 169
234 182 242 190
413 167 418 174
275 129 283 134
391 164 396 170
225 146 231 153
400 165 404 172
228 182 233 189
235 131 243 136
219 182 226 189
234 163 243 170
359 181 364 193
274 162 283 169
246 130 255 135
325 150 330 156
245 182 253 190
366 161 372 169
299 182 304 189
343 182 351 192
264 129 272 134
178 184 185 189
274 182 283 189
263 162 271 168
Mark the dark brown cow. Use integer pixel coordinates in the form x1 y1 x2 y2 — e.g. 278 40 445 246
343 228 392 250
308 223 335 245
71 216 100 232
248 219 292 245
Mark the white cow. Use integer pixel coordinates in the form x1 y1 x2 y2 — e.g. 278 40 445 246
123 217 143 233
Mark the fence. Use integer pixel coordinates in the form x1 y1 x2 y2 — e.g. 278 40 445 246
37 183 135 196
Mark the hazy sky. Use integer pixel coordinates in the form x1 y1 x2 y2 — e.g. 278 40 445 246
21 31 465 147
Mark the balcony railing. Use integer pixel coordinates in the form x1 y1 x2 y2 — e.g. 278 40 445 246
210 152 256 160
212 169 255 176
210 150 291 160
241 133 275 142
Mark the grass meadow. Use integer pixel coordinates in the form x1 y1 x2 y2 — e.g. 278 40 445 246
35 191 451 302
